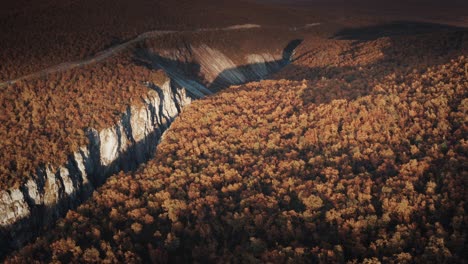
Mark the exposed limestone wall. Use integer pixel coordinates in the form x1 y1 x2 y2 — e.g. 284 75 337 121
0 44 295 256
0 79 193 254
147 44 288 91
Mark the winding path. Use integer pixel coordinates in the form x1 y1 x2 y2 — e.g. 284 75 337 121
0 23 321 88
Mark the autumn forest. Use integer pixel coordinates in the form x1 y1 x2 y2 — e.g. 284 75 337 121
1 0 468 263
4 28 468 263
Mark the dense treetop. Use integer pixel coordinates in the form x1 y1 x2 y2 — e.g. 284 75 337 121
0 49 153 190
6 31 467 263
0 28 301 191
0 0 316 81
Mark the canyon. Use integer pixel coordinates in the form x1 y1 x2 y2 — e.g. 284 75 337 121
0 28 303 257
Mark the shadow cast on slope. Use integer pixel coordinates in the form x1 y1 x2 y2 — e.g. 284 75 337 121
272 24 468 106
133 39 303 95
209 39 303 91
0 83 181 260
0 38 304 261
2 24 468 262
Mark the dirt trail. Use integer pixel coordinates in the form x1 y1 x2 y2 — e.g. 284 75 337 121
0 23 322 88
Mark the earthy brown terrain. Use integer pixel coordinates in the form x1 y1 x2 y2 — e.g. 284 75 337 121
0 0 316 81
2 0 468 81
5 27 468 262
0 27 302 190
1 0 468 262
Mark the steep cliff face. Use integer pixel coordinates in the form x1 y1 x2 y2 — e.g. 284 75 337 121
140 41 298 91
0 42 298 256
0 79 192 253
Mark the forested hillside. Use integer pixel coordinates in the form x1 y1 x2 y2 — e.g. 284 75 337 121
0 49 151 190
0 0 313 81
6 31 467 263
0 28 299 191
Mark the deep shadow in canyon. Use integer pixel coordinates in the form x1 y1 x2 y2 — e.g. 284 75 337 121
133 38 303 94
0 123 174 260
2 23 467 261
0 38 303 260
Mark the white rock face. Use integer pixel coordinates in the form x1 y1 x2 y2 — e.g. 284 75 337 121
43 166 60 207
100 126 121 167
0 78 194 254
193 45 247 84
247 53 283 79
155 45 287 91
0 44 294 255
0 190 29 227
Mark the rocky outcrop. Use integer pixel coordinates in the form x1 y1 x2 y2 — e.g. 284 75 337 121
146 43 293 91
0 42 299 257
0 79 194 255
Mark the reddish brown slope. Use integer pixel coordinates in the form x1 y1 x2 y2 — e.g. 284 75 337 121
0 0 316 81
6 30 467 263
